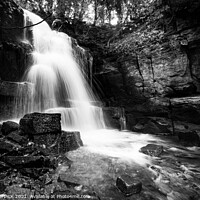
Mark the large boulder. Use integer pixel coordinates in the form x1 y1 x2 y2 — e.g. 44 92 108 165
19 113 83 154
53 131 83 154
19 113 62 135
19 113 61 150
1 121 19 135
140 144 163 157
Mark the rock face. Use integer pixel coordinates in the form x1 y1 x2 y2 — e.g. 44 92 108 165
0 0 23 41
0 0 32 82
101 0 200 100
92 0 200 140
0 0 33 120
103 107 126 130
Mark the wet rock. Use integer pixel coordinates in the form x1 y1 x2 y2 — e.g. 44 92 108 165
103 107 125 129
19 113 62 149
132 118 171 135
1 121 19 135
140 144 163 157
0 81 33 97
42 173 53 185
143 120 170 134
55 131 83 154
170 96 200 125
178 130 200 146
116 174 142 196
33 132 60 149
6 131 28 146
0 139 20 154
20 113 61 135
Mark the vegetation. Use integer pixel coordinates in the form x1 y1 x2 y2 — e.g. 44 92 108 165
14 0 157 26
13 0 172 63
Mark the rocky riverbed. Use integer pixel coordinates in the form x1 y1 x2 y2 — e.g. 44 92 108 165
0 113 200 200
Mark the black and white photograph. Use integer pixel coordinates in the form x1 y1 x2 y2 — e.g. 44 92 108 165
0 0 200 199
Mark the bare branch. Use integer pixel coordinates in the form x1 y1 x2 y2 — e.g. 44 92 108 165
1 13 52 30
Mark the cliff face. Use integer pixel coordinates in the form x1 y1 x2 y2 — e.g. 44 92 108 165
100 0 200 100
0 0 32 119
92 0 200 133
0 0 33 82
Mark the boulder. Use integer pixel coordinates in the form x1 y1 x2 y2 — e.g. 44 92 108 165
19 113 61 135
140 144 163 157
56 131 83 154
116 174 142 196
50 131 83 154
19 113 83 154
1 121 19 135
132 117 171 134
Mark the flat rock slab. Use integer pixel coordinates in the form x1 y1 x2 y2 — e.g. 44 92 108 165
116 174 142 196
2 156 51 168
20 112 61 135
0 81 33 97
140 144 163 157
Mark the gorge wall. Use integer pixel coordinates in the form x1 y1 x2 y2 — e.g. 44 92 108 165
93 0 200 134
0 0 33 119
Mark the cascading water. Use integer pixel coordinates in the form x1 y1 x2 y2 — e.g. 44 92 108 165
12 10 200 200
20 10 105 131
17 10 151 166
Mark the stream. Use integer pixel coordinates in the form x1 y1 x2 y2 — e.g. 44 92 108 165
58 130 200 200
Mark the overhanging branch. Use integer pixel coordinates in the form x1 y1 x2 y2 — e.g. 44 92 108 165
0 13 52 30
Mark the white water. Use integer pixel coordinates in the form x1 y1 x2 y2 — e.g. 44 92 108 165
21 10 105 131
20 10 154 166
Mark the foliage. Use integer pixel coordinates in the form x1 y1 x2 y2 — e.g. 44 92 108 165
13 0 172 63
14 0 157 26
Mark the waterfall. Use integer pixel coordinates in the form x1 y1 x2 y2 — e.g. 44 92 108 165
19 10 105 131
